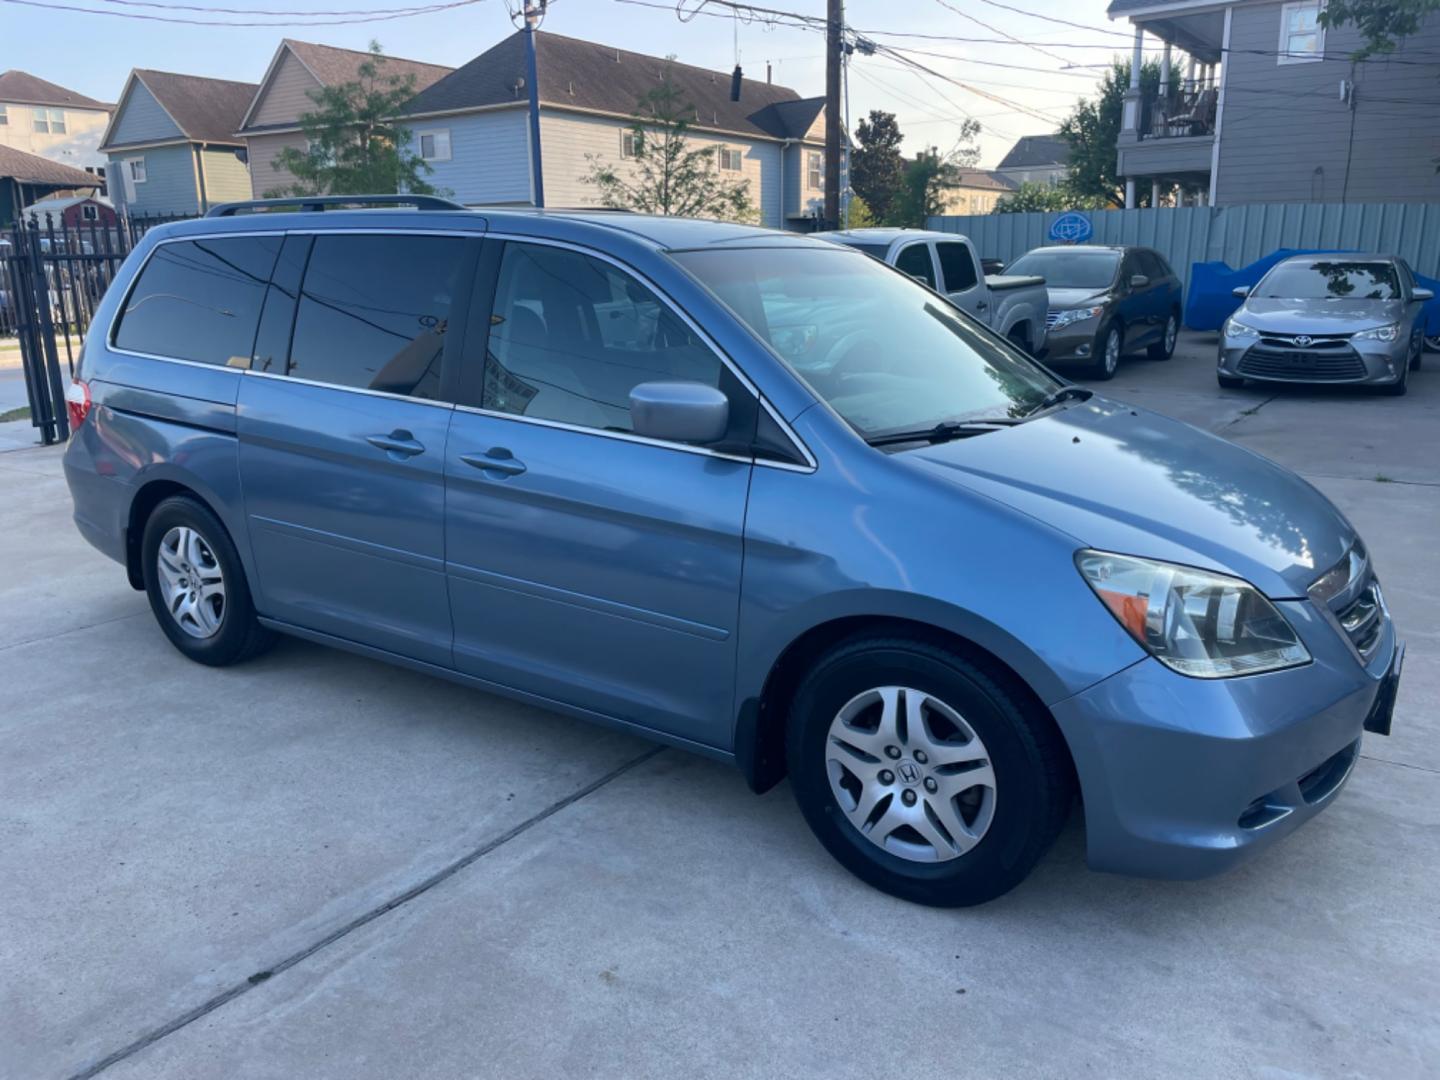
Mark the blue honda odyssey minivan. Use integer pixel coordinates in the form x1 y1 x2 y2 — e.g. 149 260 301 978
63 198 1402 905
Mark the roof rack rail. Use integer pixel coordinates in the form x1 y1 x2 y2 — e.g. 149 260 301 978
205 194 466 217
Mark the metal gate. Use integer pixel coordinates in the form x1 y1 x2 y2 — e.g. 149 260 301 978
1 211 190 445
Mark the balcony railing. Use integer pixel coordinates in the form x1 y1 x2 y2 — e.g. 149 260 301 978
1141 83 1218 139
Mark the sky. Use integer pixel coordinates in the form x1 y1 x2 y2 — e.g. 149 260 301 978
0 0 1139 168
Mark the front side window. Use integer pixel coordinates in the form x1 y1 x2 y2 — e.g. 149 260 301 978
1279 1 1325 63
673 246 1058 441
1255 259 1399 300
113 236 280 366
936 242 978 293
1005 249 1119 290
0 105 8 126
418 129 451 162
483 242 724 436
288 234 466 397
807 151 823 190
894 244 936 289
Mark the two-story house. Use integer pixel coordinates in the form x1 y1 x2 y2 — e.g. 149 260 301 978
994 134 1070 188
101 70 257 216
239 39 453 198
1111 0 1440 206
0 71 112 187
937 168 1019 215
398 31 830 229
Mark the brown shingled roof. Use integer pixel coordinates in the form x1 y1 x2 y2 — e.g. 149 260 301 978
105 70 258 149
284 40 452 94
0 70 110 110
0 144 102 187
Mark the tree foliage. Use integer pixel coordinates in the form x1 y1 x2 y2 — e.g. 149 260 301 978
266 42 435 198
582 76 754 221
850 110 906 224
1057 58 1161 209
844 192 878 229
890 120 982 227
994 181 1100 214
1320 0 1439 57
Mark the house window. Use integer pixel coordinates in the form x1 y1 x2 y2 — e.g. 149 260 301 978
621 130 642 158
33 107 66 133
417 129 451 162
127 158 147 183
807 150 823 190
0 105 8 126
1279 1 1325 63
81 203 99 221
718 146 743 172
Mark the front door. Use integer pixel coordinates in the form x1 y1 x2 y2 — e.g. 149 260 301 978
238 231 477 666
935 240 985 321
444 239 754 746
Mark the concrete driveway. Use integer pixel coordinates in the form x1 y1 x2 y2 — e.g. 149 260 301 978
3 331 1437 1079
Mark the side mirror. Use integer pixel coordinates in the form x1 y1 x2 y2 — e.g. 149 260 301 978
1232 285 1251 299
629 381 729 444
1413 287 1434 302
1129 274 1149 289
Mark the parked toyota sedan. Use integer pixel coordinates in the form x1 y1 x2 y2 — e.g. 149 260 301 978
64 200 1401 906
1219 253 1432 395
1006 245 1183 379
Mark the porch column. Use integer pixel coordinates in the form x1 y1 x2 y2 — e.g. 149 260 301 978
1159 42 1172 96
1151 180 1162 207
1126 179 1137 209
1121 24 1144 137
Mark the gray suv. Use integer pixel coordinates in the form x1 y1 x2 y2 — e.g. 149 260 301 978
63 198 1401 906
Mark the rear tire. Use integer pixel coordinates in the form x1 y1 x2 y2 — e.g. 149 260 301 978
1147 313 1179 360
1088 322 1122 380
786 634 1072 907
141 495 273 666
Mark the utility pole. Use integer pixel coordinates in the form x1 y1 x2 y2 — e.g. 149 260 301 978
824 0 842 230
519 0 547 208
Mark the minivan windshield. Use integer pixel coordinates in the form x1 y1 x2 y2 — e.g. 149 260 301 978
1005 249 1119 290
672 246 1058 440
1254 260 1399 300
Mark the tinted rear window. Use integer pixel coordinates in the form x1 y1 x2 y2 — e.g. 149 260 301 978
287 234 467 397
113 236 280 367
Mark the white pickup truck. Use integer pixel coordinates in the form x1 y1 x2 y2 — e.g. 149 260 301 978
825 228 1049 355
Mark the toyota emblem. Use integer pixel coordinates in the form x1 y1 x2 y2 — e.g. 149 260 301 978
1292 334 1313 348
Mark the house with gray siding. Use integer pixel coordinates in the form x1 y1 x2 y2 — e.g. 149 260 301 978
238 40 452 198
100 70 257 216
400 31 830 229
1110 0 1440 207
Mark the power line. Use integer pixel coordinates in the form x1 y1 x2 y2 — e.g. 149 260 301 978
90 0 451 13
1 0 486 24
928 0 1074 66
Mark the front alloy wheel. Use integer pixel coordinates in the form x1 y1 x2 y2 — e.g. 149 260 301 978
826 686 997 863
1090 323 1121 380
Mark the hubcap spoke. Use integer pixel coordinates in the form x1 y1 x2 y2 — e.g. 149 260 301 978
157 525 225 640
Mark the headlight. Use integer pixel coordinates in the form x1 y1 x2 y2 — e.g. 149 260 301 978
1353 323 1400 342
1050 306 1104 330
1076 551 1311 678
1224 317 1259 339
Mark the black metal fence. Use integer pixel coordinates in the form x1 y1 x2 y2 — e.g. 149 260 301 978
1 211 193 444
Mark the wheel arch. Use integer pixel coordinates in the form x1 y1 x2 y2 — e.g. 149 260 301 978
124 471 245 591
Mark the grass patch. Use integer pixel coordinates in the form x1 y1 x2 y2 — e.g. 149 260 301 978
1374 474 1395 483
0 406 30 423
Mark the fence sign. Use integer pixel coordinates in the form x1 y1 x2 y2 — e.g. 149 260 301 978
1047 212 1093 244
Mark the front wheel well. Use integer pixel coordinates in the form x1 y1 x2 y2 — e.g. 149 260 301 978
737 616 1076 797
124 480 208 589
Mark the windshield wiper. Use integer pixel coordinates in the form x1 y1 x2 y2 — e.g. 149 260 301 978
1025 384 1094 417
865 417 1021 448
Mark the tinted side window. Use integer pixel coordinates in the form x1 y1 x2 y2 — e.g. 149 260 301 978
936 242 978 293
114 236 279 366
483 242 723 436
1136 251 1167 280
895 244 936 289
288 234 466 397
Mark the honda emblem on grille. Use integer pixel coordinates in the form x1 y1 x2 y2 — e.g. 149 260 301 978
1291 334 1313 347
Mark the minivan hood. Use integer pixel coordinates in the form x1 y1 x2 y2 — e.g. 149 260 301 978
1238 297 1405 333
905 400 1352 598
1047 286 1111 309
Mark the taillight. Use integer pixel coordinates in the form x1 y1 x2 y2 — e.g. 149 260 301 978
65 378 91 430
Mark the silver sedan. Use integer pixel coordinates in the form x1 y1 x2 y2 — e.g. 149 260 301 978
1218 254 1433 396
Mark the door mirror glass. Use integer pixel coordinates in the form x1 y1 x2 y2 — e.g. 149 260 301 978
1412 286 1434 302
1129 274 1149 289
629 381 729 444
1232 285 1251 299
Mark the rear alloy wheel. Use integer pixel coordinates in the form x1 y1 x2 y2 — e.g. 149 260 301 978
787 635 1072 907
1089 323 1122 380
1148 313 1179 360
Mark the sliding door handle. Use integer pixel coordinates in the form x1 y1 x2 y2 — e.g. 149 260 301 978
366 430 425 458
461 448 527 477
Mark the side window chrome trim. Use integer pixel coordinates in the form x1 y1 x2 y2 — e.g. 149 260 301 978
244 368 457 410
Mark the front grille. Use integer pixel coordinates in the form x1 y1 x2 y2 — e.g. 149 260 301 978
1045 309 1063 330
1337 580 1385 657
1238 340 1367 381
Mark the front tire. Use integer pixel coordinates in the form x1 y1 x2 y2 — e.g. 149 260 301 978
786 635 1072 907
141 495 273 666
1088 322 1122 380
1148 313 1179 360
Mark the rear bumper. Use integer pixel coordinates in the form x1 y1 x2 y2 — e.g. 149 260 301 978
1051 603 1397 880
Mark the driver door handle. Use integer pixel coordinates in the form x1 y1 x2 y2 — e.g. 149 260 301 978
365 430 425 458
461 448 527 477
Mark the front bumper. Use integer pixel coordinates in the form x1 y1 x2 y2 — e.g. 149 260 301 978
1051 597 1398 880
1218 333 1409 386
1039 317 1102 364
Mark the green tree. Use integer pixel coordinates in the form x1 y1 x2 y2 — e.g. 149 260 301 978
1057 58 1161 208
850 110 906 224
1320 0 1439 57
582 74 754 221
890 120 982 227
993 181 1097 213
265 42 435 198
844 192 878 229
